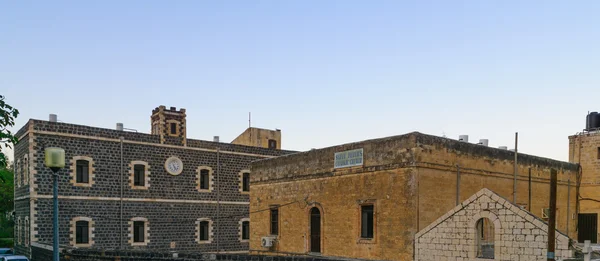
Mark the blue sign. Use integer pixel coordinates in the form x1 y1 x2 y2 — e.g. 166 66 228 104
334 148 364 169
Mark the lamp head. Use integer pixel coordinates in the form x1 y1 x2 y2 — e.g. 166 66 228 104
44 147 65 172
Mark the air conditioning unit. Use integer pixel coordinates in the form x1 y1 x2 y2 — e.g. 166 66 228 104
261 236 277 248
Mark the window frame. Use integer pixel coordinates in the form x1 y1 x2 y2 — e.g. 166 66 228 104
133 165 145 186
475 218 495 259
239 170 250 194
76 160 90 183
133 221 145 243
129 161 150 190
76 220 90 244
195 218 213 244
239 218 250 242
361 205 374 239
15 159 21 188
357 200 376 243
597 147 600 159
196 166 214 192
70 217 94 247
16 217 21 245
70 156 95 187
270 207 279 236
24 216 29 247
22 154 29 186
166 120 181 136
129 217 149 246
268 139 277 149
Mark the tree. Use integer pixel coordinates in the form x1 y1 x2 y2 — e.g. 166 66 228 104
0 168 13 248
0 168 14 214
0 95 19 169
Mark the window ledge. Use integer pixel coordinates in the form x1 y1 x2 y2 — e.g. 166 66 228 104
357 238 376 244
73 183 92 187
239 239 249 243
131 186 149 190
73 243 93 248
198 189 212 193
198 240 212 244
131 242 148 246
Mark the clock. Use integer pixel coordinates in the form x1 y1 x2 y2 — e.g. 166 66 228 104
165 156 183 175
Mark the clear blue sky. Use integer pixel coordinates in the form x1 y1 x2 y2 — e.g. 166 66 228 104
2 1 599 161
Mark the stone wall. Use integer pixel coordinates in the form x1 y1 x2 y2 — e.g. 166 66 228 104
14 119 296 258
231 128 282 150
569 131 600 242
250 132 578 260
415 188 572 261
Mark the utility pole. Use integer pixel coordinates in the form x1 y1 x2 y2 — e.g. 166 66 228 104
547 168 557 261
513 132 518 203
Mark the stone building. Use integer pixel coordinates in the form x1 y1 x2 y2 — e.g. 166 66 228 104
231 127 281 150
249 132 578 261
415 188 572 261
569 112 600 244
11 106 295 259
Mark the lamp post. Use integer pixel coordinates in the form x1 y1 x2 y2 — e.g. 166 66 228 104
44 147 65 261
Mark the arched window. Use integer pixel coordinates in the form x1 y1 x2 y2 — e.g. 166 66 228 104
476 218 494 259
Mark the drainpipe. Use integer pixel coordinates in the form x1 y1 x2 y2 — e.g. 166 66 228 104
120 136 124 250
567 174 571 236
456 165 460 206
528 168 532 212
513 132 518 203
216 147 220 253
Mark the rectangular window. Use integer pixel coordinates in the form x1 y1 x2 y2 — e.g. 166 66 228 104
361 205 374 238
270 208 279 235
199 221 209 241
76 160 89 183
242 173 250 192
134 164 145 186
597 147 600 159
133 221 145 243
200 170 209 190
242 221 250 240
170 123 177 134
76 221 89 244
268 139 277 149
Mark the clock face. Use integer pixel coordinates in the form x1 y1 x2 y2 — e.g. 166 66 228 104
165 156 183 175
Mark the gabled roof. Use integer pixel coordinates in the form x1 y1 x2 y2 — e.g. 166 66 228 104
415 188 569 240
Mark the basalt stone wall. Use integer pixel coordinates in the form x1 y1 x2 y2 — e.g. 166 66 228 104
13 129 32 257
16 119 296 258
35 199 248 251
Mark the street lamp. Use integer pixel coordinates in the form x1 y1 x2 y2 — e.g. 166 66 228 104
44 147 65 261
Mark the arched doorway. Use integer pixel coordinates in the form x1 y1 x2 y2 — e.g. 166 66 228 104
310 207 321 253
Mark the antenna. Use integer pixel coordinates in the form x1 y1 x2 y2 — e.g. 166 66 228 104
249 112 251 128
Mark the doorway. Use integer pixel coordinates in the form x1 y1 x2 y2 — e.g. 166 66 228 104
578 213 598 243
310 207 321 253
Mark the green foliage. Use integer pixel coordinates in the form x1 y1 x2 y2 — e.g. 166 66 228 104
0 238 12 248
0 95 19 169
0 169 13 214
0 169 13 247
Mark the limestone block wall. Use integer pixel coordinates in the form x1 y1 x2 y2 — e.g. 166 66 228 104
415 189 572 261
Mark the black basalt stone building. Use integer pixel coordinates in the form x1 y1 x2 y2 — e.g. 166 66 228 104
12 106 295 258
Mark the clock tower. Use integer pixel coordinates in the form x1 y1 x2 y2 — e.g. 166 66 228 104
151 105 187 146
